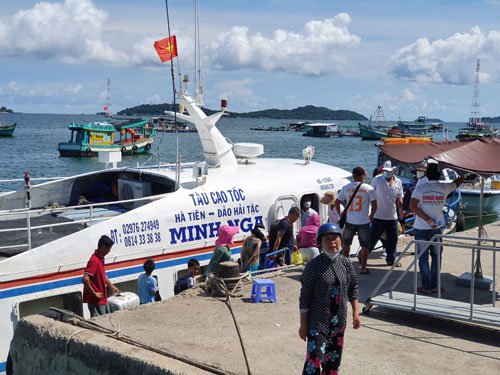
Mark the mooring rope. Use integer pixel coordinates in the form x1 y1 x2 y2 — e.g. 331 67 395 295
50 308 238 375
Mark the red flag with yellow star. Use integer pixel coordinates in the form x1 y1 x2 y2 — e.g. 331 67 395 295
154 36 178 62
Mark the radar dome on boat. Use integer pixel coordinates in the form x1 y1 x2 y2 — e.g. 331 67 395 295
233 143 264 159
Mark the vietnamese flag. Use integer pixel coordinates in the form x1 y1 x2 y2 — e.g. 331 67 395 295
154 36 178 62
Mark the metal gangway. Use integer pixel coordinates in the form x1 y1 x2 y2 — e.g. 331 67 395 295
363 234 499 328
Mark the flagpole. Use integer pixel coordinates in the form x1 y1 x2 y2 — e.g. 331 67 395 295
164 0 180 190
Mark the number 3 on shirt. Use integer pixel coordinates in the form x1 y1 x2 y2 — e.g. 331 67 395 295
348 195 363 212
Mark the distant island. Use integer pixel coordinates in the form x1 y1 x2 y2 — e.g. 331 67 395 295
118 103 368 121
0 106 13 113
480 116 500 123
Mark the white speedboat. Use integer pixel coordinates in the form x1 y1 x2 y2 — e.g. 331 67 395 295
0 82 351 371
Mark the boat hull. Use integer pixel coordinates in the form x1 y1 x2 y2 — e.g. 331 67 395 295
0 123 16 137
459 189 500 213
58 138 153 157
358 123 386 140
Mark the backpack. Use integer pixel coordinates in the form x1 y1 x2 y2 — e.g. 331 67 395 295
174 275 191 295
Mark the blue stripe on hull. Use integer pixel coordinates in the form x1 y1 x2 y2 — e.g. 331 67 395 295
0 247 242 300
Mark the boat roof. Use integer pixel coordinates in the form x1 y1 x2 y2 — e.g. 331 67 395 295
67 119 148 132
113 119 148 130
68 122 115 132
306 123 338 127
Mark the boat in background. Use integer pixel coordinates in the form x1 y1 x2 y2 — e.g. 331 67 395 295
358 106 395 140
456 123 498 140
58 118 156 157
303 123 341 137
0 123 16 137
429 122 444 132
395 116 431 135
457 59 499 140
150 117 196 132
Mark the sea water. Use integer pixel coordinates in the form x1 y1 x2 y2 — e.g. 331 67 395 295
0 113 497 225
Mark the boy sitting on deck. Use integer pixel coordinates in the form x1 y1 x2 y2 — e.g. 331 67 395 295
174 258 201 295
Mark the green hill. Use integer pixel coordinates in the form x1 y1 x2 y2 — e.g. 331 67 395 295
0 106 13 113
481 116 500 123
118 103 367 120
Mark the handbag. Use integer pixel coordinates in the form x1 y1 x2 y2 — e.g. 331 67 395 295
338 182 363 229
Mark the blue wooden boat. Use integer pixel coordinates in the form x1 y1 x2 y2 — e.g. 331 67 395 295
58 119 156 157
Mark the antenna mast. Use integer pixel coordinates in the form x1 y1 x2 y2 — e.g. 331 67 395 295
194 0 204 106
106 78 112 117
469 59 480 128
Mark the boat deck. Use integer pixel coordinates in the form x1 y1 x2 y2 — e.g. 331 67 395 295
0 206 126 257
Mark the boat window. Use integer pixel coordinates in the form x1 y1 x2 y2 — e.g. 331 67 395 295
18 291 83 319
112 279 139 295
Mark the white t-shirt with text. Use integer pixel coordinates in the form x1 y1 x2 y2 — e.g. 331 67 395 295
338 182 374 225
411 180 456 230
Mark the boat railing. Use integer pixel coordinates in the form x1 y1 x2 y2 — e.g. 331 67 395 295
364 234 498 325
0 193 169 252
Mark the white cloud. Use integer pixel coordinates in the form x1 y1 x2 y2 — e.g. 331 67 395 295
146 94 161 104
206 14 360 76
390 26 500 84
211 79 262 109
64 84 83 95
400 88 417 103
0 0 127 64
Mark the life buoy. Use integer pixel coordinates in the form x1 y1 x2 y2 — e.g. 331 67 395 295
145 143 151 150
121 146 127 154
132 145 138 153
85 148 91 156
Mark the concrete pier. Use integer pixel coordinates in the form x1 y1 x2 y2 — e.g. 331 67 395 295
10 222 500 374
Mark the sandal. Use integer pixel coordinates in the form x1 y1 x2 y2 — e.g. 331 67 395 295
417 287 432 295
386 261 402 267
360 269 370 275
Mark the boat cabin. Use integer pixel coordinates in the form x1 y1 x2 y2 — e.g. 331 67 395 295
303 123 340 137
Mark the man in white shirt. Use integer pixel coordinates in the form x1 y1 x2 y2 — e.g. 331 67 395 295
369 161 404 266
336 166 375 274
410 162 463 294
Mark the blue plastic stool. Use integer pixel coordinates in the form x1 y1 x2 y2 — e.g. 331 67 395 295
251 279 277 303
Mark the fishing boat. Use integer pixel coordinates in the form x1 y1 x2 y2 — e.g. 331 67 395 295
429 122 444 132
302 123 341 137
394 116 431 135
456 123 498 140
0 123 16 137
358 106 399 140
58 119 156 157
0 48 353 375
150 117 196 132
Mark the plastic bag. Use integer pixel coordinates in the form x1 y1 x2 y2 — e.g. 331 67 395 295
291 250 303 264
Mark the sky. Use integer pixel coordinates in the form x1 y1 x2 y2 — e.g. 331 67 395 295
1 0 500 121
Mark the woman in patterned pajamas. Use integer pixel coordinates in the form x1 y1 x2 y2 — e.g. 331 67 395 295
299 223 361 375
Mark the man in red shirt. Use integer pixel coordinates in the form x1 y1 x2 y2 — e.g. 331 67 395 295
82 235 121 317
